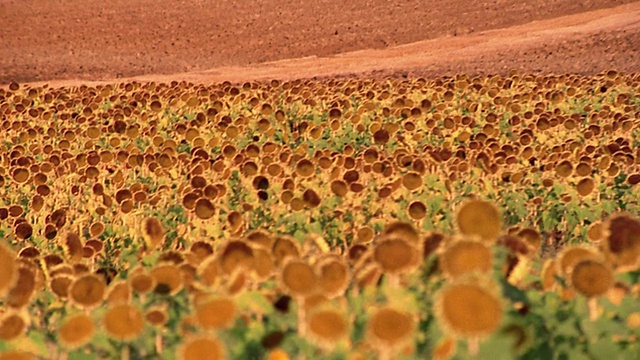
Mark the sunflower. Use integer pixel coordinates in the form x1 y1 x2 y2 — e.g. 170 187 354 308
366 305 415 352
0 242 18 297
178 335 225 360
569 258 614 298
102 303 145 341
455 199 502 243
279 258 318 297
58 313 95 348
306 305 349 350
439 237 492 278
69 273 107 309
194 296 237 330
434 275 503 339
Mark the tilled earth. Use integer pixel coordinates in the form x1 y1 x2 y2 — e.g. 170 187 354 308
1 0 638 85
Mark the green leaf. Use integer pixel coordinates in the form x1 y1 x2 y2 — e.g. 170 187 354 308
68 350 100 360
616 295 640 316
554 319 581 338
305 221 323 235
236 290 274 316
565 349 592 360
478 334 517 360
602 200 618 214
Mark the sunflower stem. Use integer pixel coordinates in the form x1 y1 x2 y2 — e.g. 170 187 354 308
388 274 400 288
467 337 479 357
155 333 163 354
378 348 391 360
297 297 307 338
588 297 601 321
121 343 130 360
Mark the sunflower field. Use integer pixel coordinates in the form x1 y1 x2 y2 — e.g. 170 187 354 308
1 71 640 359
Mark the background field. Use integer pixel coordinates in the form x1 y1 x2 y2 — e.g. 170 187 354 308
1 0 639 85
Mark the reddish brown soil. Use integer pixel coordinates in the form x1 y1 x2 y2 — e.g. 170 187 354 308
1 0 639 86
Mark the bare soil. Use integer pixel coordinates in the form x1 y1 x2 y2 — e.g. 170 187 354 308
1 0 639 86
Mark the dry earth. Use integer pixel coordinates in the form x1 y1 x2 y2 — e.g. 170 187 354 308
1 0 639 86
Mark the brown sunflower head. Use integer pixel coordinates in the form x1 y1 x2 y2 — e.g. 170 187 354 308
557 246 598 276
434 275 503 339
602 213 640 271
306 305 349 350
455 199 502 243
372 236 421 275
149 263 183 295
178 335 226 360
0 242 18 297
194 296 237 330
439 237 493 278
279 258 318 297
58 313 95 349
569 258 614 298
366 305 415 352
0 310 29 341
315 254 350 299
102 303 145 341
141 216 165 251
69 273 107 309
